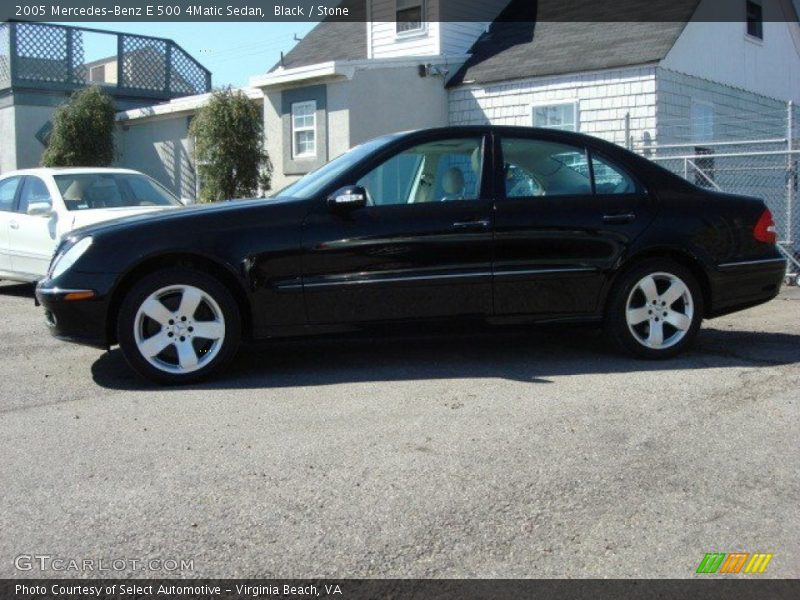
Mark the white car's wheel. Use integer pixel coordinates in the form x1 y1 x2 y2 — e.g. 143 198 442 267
117 268 241 384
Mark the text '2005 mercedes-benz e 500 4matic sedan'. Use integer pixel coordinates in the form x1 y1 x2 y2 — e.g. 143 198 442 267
36 126 786 384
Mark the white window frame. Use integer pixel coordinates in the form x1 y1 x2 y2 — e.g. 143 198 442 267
291 100 317 159
531 100 580 133
395 0 427 37
690 99 714 143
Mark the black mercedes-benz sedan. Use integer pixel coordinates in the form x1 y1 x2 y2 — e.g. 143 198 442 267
36 126 785 383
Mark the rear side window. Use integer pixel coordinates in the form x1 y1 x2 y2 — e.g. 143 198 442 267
591 154 638 195
0 176 21 212
501 138 591 198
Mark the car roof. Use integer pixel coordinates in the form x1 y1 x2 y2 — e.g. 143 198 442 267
0 167 142 178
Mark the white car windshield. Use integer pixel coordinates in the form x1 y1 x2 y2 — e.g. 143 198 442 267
53 173 181 211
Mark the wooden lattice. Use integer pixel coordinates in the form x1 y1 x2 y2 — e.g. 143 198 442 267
15 23 69 83
0 24 10 89
121 35 167 91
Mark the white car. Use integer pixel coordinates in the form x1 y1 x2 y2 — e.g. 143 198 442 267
0 168 185 282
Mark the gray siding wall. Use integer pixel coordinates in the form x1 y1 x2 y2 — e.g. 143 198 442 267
448 66 657 147
655 67 791 145
116 114 196 201
0 105 15 173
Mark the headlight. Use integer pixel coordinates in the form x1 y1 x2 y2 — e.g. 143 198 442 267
50 237 93 279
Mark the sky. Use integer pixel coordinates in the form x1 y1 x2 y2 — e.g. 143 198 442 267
64 22 318 88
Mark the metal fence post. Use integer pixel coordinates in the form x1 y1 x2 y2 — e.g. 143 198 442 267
788 101 794 244
624 112 631 150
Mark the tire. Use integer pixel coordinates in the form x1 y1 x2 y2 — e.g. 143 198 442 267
117 267 241 384
605 259 704 360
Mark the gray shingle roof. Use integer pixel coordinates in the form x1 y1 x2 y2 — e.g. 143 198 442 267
269 1 367 71
448 0 701 87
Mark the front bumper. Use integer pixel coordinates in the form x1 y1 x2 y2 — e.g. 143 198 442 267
36 273 117 349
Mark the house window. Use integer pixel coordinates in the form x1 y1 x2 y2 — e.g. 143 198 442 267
531 101 579 132
746 1 763 40
291 100 317 159
396 0 425 35
90 65 106 83
690 100 714 142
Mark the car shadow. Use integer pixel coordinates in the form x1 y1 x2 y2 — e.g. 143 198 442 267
90 324 800 391
0 282 36 298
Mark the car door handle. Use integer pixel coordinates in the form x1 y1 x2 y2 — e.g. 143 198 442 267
602 212 636 224
9 220 19 230
452 219 491 230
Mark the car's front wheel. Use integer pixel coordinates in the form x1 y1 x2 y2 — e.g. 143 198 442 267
606 259 703 359
117 268 241 384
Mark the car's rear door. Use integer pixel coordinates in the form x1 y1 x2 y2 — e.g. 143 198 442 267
492 132 656 316
0 176 23 275
9 175 59 279
302 131 495 324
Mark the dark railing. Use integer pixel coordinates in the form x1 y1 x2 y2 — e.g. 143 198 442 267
0 21 211 99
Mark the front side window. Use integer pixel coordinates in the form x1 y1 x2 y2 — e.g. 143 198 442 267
357 137 483 206
746 1 763 39
0 176 21 212
532 101 579 132
291 100 317 159
501 138 591 198
18 176 52 214
53 173 180 211
396 0 425 35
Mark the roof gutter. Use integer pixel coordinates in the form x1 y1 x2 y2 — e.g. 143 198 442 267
250 55 470 90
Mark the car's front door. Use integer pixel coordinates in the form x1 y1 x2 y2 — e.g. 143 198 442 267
9 175 58 279
302 133 495 324
0 176 23 275
492 134 656 316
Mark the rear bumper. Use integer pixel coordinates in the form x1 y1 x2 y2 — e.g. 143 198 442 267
707 257 785 318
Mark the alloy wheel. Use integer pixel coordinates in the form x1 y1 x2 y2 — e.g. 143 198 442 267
133 284 226 374
625 272 694 350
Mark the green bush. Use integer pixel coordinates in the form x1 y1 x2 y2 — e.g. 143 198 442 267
41 86 115 167
190 87 271 202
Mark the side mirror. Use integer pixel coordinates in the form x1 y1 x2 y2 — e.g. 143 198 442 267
179 197 194 206
27 201 53 217
327 185 367 210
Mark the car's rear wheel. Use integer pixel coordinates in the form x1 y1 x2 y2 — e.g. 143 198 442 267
606 259 703 359
117 268 241 384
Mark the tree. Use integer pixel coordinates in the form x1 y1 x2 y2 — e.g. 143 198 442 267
190 87 271 202
41 86 115 167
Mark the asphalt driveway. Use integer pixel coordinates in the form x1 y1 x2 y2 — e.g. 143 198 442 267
0 281 798 578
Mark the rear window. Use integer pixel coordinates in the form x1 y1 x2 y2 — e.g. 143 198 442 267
53 173 181 211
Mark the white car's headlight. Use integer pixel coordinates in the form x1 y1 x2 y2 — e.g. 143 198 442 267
50 237 93 279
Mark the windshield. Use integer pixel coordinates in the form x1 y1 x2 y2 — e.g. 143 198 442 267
276 135 400 199
53 172 181 211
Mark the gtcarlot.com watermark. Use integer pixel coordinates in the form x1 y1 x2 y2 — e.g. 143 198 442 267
15 554 193 573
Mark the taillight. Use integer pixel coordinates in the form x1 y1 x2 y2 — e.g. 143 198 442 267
753 208 777 244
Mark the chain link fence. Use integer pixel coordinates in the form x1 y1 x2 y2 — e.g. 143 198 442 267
633 102 799 283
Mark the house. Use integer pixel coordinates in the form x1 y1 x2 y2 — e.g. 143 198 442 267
106 0 800 210
248 0 800 192
0 21 210 175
